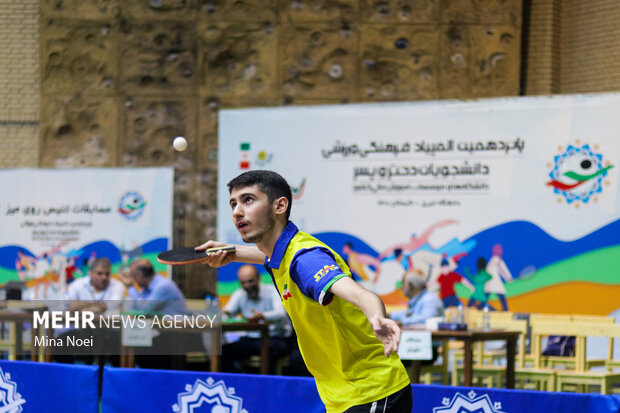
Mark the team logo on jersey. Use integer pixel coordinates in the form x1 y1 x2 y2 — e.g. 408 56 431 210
433 390 505 413
314 264 337 282
118 191 147 221
172 377 246 413
546 143 614 206
282 283 292 300
0 367 27 412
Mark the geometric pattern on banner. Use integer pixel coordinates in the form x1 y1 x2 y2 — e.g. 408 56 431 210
173 377 246 413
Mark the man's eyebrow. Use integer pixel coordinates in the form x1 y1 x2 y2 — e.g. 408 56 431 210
229 192 255 203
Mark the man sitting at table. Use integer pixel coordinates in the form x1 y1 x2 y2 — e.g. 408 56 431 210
390 274 445 364
55 257 125 365
222 264 292 374
123 258 203 369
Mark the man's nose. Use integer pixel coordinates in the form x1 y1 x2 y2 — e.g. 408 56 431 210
232 204 243 218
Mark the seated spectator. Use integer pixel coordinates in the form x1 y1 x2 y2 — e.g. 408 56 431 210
390 274 444 365
55 257 125 365
122 259 203 369
222 264 293 374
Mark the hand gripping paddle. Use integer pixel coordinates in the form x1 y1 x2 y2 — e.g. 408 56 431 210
157 245 236 265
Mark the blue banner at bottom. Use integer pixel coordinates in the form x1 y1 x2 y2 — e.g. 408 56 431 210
0 360 99 413
412 384 620 413
101 367 325 413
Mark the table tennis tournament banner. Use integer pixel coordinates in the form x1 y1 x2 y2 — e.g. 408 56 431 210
0 168 173 299
217 93 620 316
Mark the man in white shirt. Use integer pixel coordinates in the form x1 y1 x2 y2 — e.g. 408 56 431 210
66 257 126 314
55 257 125 364
222 264 292 374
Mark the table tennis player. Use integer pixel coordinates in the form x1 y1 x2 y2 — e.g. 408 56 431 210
196 170 412 413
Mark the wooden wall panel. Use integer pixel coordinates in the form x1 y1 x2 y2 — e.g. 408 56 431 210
282 0 359 23
442 0 522 25
118 98 197 170
40 96 119 167
360 0 439 23
360 24 439 100
200 0 278 22
198 22 278 99
41 19 119 95
40 0 119 20
281 23 358 100
120 0 198 20
119 20 198 96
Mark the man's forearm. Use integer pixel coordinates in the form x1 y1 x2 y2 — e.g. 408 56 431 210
230 244 265 264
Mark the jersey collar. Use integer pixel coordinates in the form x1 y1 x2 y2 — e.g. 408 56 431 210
265 221 298 269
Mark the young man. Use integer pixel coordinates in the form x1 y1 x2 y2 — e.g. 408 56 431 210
197 170 412 413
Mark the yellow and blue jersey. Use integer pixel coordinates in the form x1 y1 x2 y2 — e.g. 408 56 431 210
264 222 410 413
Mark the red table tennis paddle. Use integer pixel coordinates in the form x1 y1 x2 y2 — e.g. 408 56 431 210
157 245 236 265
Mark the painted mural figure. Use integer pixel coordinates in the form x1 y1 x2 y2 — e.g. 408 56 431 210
436 257 473 308
466 257 493 310
342 242 382 282
15 250 35 282
484 244 513 311
378 219 458 261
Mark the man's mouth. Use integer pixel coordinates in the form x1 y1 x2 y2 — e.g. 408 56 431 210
236 221 249 230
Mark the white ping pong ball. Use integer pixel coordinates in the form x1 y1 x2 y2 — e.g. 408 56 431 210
173 136 188 152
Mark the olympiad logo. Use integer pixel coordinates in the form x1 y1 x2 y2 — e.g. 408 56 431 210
118 191 148 221
433 390 506 413
291 177 306 201
173 377 246 413
546 142 614 206
0 367 26 413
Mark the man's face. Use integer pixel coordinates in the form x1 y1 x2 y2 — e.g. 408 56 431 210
238 267 260 300
90 264 111 291
229 185 276 244
130 263 150 289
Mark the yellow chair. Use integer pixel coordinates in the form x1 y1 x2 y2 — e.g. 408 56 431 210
514 321 563 391
527 314 614 370
548 322 620 394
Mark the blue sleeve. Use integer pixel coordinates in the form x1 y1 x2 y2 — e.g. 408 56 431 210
290 247 348 305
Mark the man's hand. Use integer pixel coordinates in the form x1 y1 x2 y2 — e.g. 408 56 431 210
368 316 402 357
195 241 235 268
248 310 265 324
118 267 133 287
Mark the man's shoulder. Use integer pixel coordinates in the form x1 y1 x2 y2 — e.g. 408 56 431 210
68 276 89 290
109 277 125 290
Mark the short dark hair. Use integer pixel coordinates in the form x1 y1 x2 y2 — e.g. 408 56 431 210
133 260 155 278
228 170 292 219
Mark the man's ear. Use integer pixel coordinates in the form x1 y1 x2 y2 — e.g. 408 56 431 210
273 196 289 217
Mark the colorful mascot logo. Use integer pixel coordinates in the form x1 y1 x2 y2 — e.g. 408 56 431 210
547 143 614 205
173 377 246 413
118 191 147 221
0 367 26 412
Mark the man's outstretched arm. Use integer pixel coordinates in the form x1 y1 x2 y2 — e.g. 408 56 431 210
329 276 401 357
195 240 265 266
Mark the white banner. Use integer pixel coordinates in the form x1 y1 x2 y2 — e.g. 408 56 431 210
217 94 620 315
0 168 173 299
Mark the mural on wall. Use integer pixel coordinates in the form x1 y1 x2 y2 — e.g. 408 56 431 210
216 94 620 315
